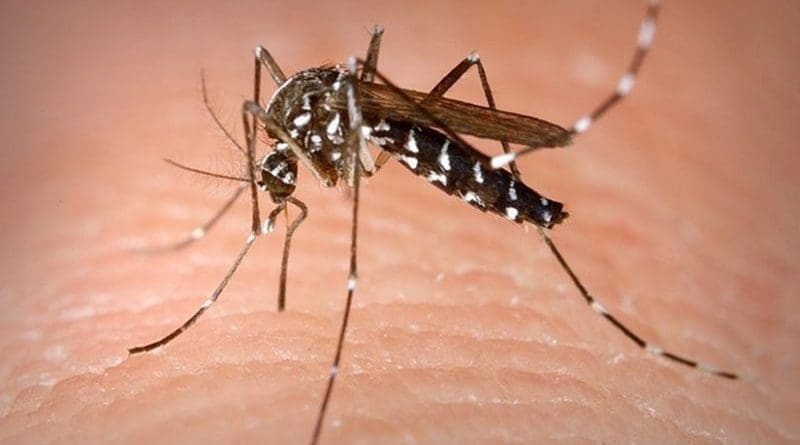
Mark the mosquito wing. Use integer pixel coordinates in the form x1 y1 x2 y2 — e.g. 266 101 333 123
338 82 573 149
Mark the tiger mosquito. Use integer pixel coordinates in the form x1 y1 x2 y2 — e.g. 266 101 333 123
129 1 738 443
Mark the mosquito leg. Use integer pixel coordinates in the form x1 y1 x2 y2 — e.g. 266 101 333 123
246 48 317 311
351 58 737 379
490 0 662 169
242 53 263 234
358 145 376 177
254 45 287 86
358 25 386 178
128 229 259 354
136 184 247 254
352 59 495 167
273 197 308 312
567 0 661 137
536 227 737 379
310 57 364 445
128 200 290 354
363 49 517 179
361 25 384 83
426 51 521 179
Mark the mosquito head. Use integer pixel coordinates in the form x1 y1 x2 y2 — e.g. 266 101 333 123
257 148 298 202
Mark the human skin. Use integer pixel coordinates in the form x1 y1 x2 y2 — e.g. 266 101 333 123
1 0 798 444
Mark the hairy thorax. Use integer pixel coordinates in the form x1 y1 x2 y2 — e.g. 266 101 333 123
263 67 352 188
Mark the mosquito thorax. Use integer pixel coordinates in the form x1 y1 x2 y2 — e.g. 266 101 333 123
263 66 352 187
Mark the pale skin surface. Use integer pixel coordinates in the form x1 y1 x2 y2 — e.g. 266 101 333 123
1 1 798 444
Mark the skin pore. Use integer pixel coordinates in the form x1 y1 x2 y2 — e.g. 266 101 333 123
1 1 798 444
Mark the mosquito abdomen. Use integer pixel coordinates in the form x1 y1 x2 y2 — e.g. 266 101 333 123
371 120 566 228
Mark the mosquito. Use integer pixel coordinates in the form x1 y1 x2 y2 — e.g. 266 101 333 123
129 1 738 443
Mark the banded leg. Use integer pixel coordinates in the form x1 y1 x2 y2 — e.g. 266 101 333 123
128 229 258 354
490 0 662 169
310 57 365 445
536 227 737 379
426 51 522 178
136 183 247 253
247 47 319 312
352 58 738 379
127 198 308 353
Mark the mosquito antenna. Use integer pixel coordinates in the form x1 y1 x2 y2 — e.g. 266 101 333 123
163 158 250 183
201 71 247 155
536 226 737 379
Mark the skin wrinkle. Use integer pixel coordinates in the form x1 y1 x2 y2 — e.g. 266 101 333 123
1 1 798 444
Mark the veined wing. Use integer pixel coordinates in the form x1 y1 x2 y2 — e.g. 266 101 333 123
335 82 573 149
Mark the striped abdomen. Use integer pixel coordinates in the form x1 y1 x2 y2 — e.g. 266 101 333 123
370 120 566 228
